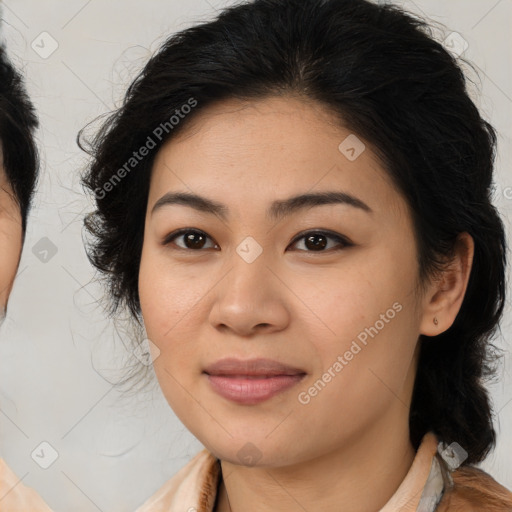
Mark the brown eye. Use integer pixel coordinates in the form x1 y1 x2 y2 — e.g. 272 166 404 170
304 233 328 251
289 230 352 252
163 228 351 253
163 229 218 250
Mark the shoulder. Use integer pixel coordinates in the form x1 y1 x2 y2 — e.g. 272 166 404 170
135 449 220 512
0 457 53 512
437 465 512 512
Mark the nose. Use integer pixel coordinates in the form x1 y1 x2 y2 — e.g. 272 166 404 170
208 250 290 337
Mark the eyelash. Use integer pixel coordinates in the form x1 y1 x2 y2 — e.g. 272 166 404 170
162 228 353 253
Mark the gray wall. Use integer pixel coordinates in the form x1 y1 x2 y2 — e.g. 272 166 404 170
0 1 510 510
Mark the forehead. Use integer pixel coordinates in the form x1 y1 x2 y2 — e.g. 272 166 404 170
149 96 408 220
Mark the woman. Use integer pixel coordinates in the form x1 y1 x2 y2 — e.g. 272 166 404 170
0 44 38 317
80 0 512 510
0 42 53 511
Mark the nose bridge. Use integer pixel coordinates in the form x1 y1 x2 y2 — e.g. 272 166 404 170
209 235 288 334
235 235 265 266
226 234 271 299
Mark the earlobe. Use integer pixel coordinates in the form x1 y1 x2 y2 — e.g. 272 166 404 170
419 232 474 337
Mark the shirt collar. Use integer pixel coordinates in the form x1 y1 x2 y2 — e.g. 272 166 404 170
136 432 447 512
378 432 447 512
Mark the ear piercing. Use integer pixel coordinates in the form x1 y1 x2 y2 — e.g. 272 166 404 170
433 316 439 326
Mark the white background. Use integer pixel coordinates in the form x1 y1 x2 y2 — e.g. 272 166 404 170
0 1 511 511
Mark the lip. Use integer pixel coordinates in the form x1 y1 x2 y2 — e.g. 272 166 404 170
204 358 306 405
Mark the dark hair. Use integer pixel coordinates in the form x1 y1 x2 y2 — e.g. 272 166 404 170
80 0 507 464
0 40 39 231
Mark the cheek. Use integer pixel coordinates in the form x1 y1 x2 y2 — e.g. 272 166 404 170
292 282 418 449
139 245 201 333
138 250 202 418
301 246 420 395
0 213 23 308
305 248 417 345
138 245 217 383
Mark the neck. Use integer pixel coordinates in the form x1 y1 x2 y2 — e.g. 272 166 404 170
215 415 416 512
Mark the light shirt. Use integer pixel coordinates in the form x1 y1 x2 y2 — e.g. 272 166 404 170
135 432 446 512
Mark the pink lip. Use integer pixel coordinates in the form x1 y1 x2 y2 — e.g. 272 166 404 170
204 358 306 405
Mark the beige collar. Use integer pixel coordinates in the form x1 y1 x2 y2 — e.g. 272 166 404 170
379 432 443 512
136 432 443 512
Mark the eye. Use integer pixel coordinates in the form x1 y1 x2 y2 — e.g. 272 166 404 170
163 229 219 250
288 230 352 252
162 228 352 253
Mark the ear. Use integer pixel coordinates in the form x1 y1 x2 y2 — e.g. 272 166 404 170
419 232 474 336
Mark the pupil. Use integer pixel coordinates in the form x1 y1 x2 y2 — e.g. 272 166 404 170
306 234 327 250
183 233 329 250
186 232 205 249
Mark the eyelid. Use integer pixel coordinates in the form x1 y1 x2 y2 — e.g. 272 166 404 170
287 229 353 251
162 228 353 252
162 228 219 249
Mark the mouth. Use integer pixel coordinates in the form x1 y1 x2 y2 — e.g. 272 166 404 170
203 358 306 405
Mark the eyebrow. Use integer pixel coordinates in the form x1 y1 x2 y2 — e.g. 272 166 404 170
151 190 372 221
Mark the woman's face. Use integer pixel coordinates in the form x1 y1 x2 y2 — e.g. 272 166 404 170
0 151 23 313
139 96 429 467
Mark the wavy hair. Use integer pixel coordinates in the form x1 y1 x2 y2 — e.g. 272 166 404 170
0 39 39 231
80 0 507 464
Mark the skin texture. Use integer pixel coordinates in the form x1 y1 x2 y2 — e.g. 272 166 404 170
0 149 23 313
138 96 474 512
0 152 52 511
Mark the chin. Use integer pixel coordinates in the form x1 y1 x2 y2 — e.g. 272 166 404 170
194 428 302 468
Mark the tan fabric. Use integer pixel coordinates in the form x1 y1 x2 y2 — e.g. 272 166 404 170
1 433 511 511
437 465 512 512
0 458 53 511
134 450 220 512
379 432 439 511
137 431 506 512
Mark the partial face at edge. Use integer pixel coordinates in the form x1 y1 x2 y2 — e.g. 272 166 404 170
138 96 427 467
0 147 23 313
